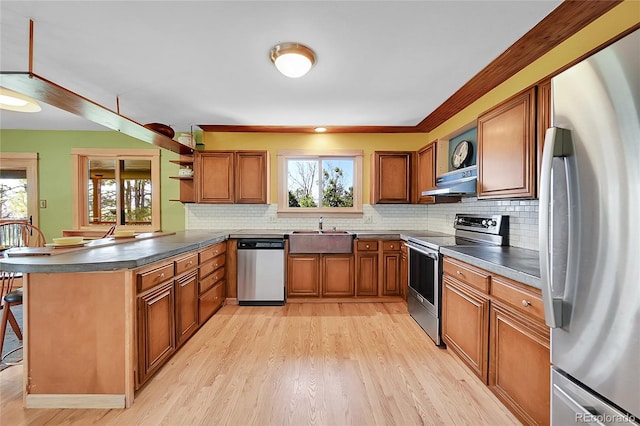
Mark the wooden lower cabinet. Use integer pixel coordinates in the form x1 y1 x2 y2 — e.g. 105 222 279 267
287 254 355 298
489 302 550 426
442 255 551 425
322 255 354 297
356 252 378 296
137 280 176 387
287 255 320 297
136 242 226 388
400 243 408 300
442 276 490 383
176 270 199 347
200 280 225 323
382 241 402 296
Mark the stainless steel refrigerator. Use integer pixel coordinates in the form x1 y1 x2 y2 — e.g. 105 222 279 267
540 28 639 425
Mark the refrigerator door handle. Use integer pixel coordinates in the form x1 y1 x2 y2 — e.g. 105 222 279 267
539 127 573 328
553 384 602 423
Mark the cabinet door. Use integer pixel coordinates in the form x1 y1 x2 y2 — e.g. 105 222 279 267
442 276 490 383
287 255 320 297
382 252 401 296
356 253 378 296
489 303 550 426
176 271 199 347
235 151 268 204
400 245 408 300
371 151 412 204
137 280 176 386
416 142 437 204
536 78 552 198
322 255 354 297
477 87 536 199
196 151 234 203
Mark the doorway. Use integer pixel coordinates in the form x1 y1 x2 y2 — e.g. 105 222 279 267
0 152 39 226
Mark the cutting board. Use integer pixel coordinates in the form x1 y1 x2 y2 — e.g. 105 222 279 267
5 232 176 257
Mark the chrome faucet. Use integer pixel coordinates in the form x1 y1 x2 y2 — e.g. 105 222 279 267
319 216 323 231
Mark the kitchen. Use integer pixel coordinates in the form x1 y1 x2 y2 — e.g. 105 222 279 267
1 1 639 425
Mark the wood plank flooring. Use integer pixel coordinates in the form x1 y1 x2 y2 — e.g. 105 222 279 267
0 303 519 425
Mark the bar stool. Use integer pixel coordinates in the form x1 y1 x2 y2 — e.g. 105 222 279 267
0 221 46 365
0 272 22 364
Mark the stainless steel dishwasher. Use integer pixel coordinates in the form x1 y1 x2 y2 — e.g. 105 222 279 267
237 238 285 305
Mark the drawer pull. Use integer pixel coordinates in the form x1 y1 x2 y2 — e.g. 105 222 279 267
390 244 395 249
365 244 370 249
187 261 193 266
214 250 219 255
521 299 531 307
159 273 165 279
457 270 464 276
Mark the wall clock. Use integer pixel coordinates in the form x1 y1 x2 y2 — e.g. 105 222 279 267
451 140 473 169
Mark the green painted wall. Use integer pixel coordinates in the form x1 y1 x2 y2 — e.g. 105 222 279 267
0 129 185 240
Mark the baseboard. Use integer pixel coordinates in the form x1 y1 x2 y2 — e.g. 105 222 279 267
26 393 125 409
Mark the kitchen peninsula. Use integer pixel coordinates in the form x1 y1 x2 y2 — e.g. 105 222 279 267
0 231 228 409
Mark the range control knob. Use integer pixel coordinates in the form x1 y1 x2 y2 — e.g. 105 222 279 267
481 219 488 227
489 220 497 227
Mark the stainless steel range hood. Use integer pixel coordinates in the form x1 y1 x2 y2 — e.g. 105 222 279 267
421 165 477 197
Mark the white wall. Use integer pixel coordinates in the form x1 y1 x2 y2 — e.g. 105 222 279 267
185 198 539 251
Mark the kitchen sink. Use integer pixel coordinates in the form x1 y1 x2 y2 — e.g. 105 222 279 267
288 230 354 254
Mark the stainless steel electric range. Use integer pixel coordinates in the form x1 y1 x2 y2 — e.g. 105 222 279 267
405 214 509 345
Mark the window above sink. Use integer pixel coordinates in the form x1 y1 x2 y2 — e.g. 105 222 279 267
277 150 363 217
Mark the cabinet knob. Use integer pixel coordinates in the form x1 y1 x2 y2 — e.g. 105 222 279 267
521 299 531 307
365 244 370 249
457 270 463 276
390 244 395 249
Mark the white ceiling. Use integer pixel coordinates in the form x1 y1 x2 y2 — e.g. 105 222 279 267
0 1 561 133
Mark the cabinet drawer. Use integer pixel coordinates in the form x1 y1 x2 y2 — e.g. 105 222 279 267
199 255 225 279
357 240 378 251
382 241 402 251
199 267 225 293
200 281 225 323
443 257 490 294
137 263 174 293
199 242 227 263
491 275 545 322
175 253 198 275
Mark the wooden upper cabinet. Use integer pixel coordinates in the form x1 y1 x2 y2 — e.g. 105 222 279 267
196 151 235 203
537 78 552 198
371 151 413 204
416 141 437 204
196 150 268 204
235 151 269 204
477 87 536 199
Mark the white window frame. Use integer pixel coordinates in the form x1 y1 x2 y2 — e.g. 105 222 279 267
71 148 161 231
277 150 363 217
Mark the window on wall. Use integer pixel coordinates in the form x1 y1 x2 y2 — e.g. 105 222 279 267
72 149 161 231
277 150 363 216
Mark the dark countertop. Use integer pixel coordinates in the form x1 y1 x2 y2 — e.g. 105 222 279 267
0 230 228 273
0 228 541 290
440 245 541 289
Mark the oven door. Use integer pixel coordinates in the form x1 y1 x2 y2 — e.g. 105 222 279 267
406 241 442 345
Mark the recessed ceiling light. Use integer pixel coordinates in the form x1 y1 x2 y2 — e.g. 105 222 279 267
314 127 327 133
270 42 316 78
0 87 41 112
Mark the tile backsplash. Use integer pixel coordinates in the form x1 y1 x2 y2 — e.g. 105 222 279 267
185 198 539 250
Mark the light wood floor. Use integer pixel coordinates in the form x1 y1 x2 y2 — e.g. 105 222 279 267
0 303 519 425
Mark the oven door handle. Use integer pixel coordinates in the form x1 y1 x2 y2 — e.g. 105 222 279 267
407 242 439 260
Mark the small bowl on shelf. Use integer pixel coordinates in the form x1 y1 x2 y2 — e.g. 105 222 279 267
143 123 175 138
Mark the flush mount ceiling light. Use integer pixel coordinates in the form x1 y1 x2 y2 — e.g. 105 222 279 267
0 87 41 112
270 42 316 78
